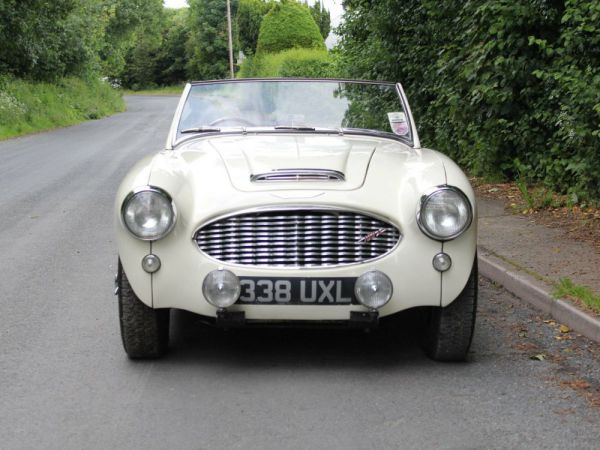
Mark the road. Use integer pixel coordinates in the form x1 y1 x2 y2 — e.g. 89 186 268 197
1 96 599 449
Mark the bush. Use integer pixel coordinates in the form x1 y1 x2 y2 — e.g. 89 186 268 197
256 0 325 55
238 48 337 78
0 76 124 140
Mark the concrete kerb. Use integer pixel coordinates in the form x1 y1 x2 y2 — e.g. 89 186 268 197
478 247 600 344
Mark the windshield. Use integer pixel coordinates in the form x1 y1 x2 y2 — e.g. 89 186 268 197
177 80 412 142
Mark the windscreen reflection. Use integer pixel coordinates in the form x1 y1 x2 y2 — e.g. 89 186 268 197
177 80 409 140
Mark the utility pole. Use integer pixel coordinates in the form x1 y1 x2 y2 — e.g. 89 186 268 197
226 0 234 79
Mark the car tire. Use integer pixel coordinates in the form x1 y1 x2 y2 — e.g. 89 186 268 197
118 259 170 359
422 258 478 362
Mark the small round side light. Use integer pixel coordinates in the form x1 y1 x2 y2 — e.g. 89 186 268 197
432 253 452 272
141 254 161 273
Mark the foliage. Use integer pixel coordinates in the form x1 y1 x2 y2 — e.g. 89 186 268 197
122 85 185 96
0 75 123 140
338 0 600 202
0 0 104 81
101 0 165 81
187 0 239 80
119 7 190 90
238 48 337 77
256 0 325 55
553 277 600 314
237 0 273 56
309 0 331 40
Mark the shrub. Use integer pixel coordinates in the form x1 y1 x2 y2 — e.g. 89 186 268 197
256 0 325 55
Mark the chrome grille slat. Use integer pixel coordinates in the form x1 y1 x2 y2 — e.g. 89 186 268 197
194 209 400 267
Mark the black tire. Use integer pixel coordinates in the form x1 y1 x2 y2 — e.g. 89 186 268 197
422 259 478 362
118 259 170 359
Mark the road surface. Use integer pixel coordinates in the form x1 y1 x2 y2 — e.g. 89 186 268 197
1 96 599 449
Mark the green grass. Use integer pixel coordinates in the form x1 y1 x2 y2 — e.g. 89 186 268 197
122 85 184 96
553 277 600 314
0 76 124 140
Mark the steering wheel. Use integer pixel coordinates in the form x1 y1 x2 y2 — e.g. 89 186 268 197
209 117 257 127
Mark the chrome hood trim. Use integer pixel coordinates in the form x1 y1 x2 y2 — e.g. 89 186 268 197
250 169 345 183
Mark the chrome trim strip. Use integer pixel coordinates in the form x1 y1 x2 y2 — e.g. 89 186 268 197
250 169 345 183
191 205 402 270
172 129 413 149
395 82 420 149
189 78 397 86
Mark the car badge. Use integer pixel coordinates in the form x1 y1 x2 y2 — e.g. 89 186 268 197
358 228 387 243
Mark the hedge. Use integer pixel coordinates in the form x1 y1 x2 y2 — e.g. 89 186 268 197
256 0 325 55
238 48 337 78
338 0 600 202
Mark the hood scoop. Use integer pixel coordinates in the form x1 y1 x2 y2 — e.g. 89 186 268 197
251 168 345 183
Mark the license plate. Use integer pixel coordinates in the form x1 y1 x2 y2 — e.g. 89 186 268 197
237 277 358 305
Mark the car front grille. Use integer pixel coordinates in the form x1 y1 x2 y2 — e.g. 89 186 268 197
194 209 401 267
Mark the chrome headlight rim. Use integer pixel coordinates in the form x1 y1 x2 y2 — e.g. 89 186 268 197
417 185 473 241
121 186 177 241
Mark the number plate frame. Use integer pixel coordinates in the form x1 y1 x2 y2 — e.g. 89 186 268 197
237 277 359 305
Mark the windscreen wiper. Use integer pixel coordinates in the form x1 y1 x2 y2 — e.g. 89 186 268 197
274 125 317 131
180 126 222 134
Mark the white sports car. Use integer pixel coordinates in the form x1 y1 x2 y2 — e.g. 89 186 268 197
115 79 477 361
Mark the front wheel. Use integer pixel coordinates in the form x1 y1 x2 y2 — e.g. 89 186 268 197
422 259 478 362
117 259 170 359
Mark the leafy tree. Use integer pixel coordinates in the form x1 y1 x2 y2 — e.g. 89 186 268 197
309 1 330 40
0 0 101 80
100 0 165 80
256 0 325 55
155 9 190 86
187 0 239 80
237 0 273 56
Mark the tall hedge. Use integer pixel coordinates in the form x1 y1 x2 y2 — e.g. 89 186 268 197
339 0 600 202
256 0 325 55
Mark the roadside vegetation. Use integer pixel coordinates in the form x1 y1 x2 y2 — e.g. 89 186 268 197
337 0 600 205
121 86 185 96
554 278 600 315
238 1 335 78
0 1 334 138
0 76 123 140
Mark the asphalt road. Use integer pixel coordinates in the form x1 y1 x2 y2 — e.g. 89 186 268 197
1 96 599 449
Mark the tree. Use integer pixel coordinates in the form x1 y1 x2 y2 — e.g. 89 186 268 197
309 0 330 40
0 0 101 80
100 0 165 80
256 0 325 55
187 0 239 80
237 0 272 56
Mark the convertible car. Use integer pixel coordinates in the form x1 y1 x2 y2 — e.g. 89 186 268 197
115 79 477 361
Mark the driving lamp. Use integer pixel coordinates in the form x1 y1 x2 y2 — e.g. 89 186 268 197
354 271 393 310
418 187 472 241
122 187 176 240
203 269 241 308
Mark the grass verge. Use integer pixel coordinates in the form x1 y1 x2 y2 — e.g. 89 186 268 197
0 76 124 140
122 85 184 96
553 278 600 315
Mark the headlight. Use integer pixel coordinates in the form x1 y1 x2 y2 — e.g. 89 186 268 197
417 186 472 241
122 187 176 240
